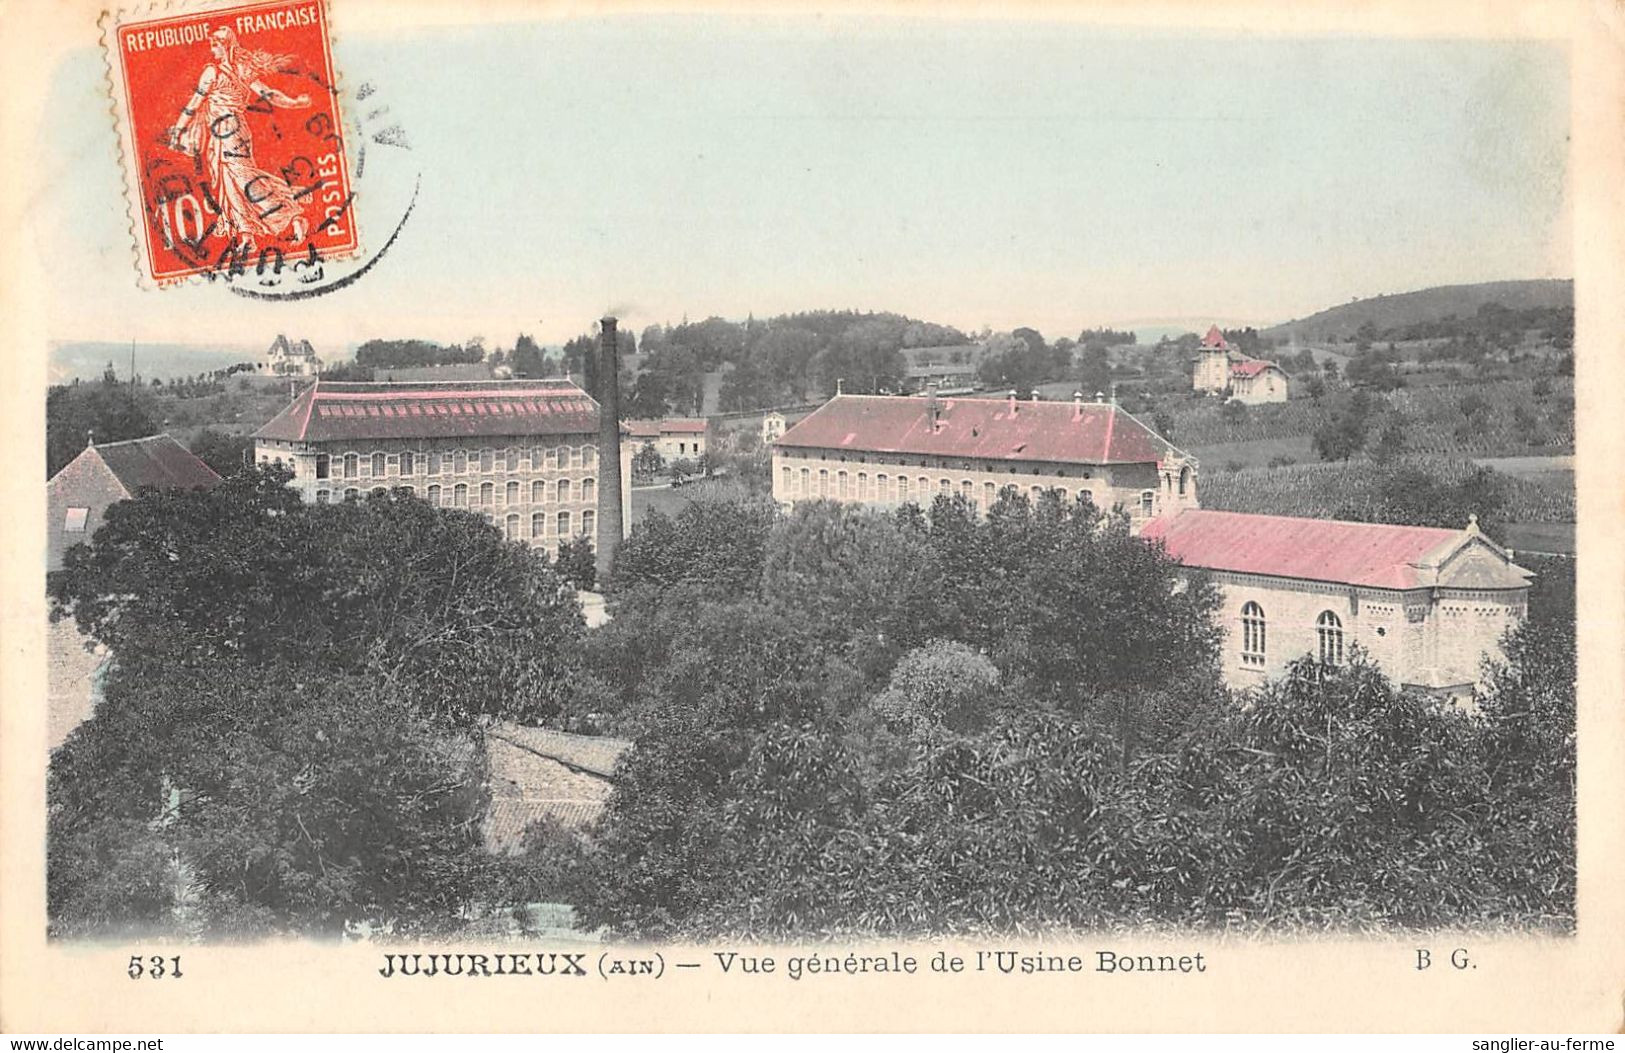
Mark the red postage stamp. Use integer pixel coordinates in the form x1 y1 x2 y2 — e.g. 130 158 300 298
102 0 359 286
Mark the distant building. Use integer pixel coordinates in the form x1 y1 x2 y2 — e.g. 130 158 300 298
761 412 787 445
771 392 1199 531
902 343 982 394
47 433 222 570
1193 325 1288 404
258 334 323 376
625 418 709 463
1143 510 1532 696
252 379 633 557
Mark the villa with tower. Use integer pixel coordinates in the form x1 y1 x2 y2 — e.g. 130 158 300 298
1193 325 1290 404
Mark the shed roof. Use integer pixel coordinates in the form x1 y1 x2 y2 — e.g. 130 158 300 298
254 380 598 443
81 434 222 492
773 394 1185 467
1142 509 1532 591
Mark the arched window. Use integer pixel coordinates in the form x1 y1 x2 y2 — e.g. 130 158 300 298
371 486 386 497
531 447 545 469
480 482 494 506
1140 490 1156 517
1030 485 1044 500
505 481 520 505
531 512 545 538
315 454 330 479
1241 602 1266 666
984 482 997 508
557 510 571 536
581 478 596 502
504 514 520 540
570 447 583 469
343 453 358 478
582 510 596 537
818 469 828 496
961 480 973 502
532 480 546 503
453 483 469 507
427 452 441 476
475 449 492 472
1317 611 1344 666
857 472 868 499
402 485 415 498
919 476 930 495
371 452 386 476
427 484 441 507
315 489 330 504
782 467 791 492
897 476 909 501
837 470 849 498
583 446 597 467
505 448 520 472
1178 465 1191 497
343 487 359 501
557 478 572 503
877 474 889 501
453 450 468 474
400 452 415 476
799 468 810 494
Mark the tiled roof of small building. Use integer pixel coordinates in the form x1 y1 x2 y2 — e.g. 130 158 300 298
773 394 1185 467
86 434 222 492
1142 509 1531 591
626 418 707 437
254 380 599 443
1230 360 1284 378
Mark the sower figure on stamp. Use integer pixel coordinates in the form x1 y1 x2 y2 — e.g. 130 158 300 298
165 26 312 252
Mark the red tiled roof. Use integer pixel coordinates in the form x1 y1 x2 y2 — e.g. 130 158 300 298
254 380 599 442
1143 509 1493 590
1230 360 1283 378
1201 325 1228 349
89 434 222 492
774 395 1184 467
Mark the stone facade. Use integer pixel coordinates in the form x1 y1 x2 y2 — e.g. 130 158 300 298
254 381 633 558
771 393 1198 532
626 419 709 462
1144 510 1532 696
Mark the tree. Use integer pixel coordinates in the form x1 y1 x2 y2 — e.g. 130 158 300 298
555 536 597 591
186 428 254 476
1312 392 1372 461
45 468 591 937
46 381 160 478
631 441 665 483
511 334 546 377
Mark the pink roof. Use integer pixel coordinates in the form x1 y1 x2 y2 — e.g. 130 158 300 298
1230 360 1283 378
625 418 707 438
1143 509 1492 590
254 380 599 442
774 394 1183 466
1201 325 1228 349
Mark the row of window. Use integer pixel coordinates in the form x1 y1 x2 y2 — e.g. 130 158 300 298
314 487 596 539
1240 604 1344 667
314 478 596 507
781 467 1159 516
302 445 598 481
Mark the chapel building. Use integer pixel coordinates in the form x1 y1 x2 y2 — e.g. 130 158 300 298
1142 509 1533 696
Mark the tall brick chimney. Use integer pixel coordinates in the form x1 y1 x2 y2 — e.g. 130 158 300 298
595 316 623 580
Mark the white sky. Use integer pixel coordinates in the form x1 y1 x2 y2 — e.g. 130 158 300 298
36 16 1572 349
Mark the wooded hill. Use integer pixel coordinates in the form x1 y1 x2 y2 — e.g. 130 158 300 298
1262 280 1573 345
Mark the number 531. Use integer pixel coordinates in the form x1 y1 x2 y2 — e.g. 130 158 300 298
127 955 183 979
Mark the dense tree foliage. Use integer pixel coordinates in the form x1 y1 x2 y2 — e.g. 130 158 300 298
47 467 586 937
354 339 486 369
46 375 160 477
515 490 1575 939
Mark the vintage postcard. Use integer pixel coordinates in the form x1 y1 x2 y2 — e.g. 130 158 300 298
2 0 1622 1035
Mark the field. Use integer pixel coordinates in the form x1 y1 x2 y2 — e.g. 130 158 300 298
1199 455 1575 531
1144 376 1573 458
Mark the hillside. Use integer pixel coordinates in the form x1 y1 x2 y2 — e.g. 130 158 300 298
51 341 264 384
1262 280 1572 345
